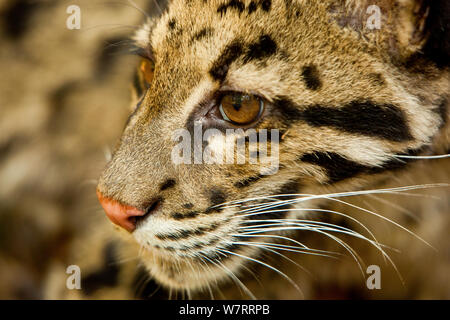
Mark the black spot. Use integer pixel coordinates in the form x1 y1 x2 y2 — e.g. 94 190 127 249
244 35 277 62
1 0 41 40
234 174 265 188
217 0 245 15
209 40 244 82
301 65 322 90
155 230 197 241
369 73 385 86
81 242 120 295
301 101 413 142
160 179 176 191
246 0 271 14
172 211 200 220
261 0 272 12
301 152 368 184
247 1 257 14
205 188 227 213
168 19 176 30
182 203 194 209
209 188 227 206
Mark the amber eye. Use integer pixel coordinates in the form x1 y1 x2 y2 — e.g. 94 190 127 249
218 93 264 125
138 58 155 87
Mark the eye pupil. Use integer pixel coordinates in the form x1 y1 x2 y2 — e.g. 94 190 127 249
219 93 263 125
232 95 242 111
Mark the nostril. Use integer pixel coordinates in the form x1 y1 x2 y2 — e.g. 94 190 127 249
135 198 162 226
146 198 162 214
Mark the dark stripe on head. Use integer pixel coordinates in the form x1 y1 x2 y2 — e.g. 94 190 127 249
247 0 271 14
160 179 176 191
369 73 386 86
302 101 413 142
209 40 244 82
217 0 245 15
234 174 265 188
301 65 322 90
190 27 214 44
244 35 277 63
273 98 304 123
300 149 424 184
274 98 413 142
248 1 257 13
300 152 367 183
168 19 176 30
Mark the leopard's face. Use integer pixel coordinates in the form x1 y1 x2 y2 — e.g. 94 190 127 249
96 0 449 292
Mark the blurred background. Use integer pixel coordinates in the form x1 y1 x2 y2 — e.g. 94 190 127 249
0 0 155 299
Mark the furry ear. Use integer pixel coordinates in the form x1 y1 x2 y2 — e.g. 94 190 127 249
420 0 450 68
329 0 450 67
394 0 450 68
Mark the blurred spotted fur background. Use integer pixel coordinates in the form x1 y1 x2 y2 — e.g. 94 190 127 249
0 0 156 299
0 0 449 299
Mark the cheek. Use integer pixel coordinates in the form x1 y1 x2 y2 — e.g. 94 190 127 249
205 133 228 155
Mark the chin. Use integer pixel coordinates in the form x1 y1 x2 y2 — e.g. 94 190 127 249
139 247 226 292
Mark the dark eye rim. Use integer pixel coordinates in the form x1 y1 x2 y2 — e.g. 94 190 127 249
139 58 155 86
132 55 155 102
131 45 155 62
218 92 264 125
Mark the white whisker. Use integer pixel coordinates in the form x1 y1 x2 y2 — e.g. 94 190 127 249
392 154 450 159
218 249 304 297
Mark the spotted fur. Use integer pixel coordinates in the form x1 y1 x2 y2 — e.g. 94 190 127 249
94 0 450 298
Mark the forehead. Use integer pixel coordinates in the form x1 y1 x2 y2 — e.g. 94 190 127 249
148 0 329 59
143 0 373 78
133 0 380 120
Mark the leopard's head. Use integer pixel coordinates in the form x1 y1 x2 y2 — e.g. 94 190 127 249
96 0 449 292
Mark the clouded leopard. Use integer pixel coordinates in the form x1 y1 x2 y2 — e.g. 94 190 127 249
79 0 449 299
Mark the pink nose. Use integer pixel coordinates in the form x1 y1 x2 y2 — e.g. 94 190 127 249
96 190 146 232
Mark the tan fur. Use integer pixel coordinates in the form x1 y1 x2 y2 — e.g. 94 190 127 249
92 0 449 298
